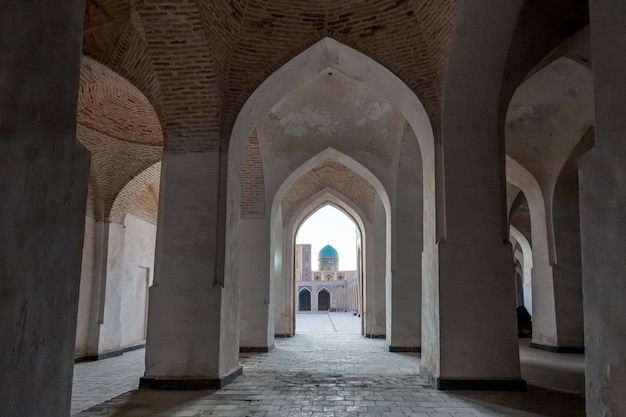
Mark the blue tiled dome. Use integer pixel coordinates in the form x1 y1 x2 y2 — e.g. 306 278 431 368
318 244 339 259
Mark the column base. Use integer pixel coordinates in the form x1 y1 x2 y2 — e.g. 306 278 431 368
75 343 146 363
275 333 292 338
388 346 421 353
240 344 275 353
365 334 386 339
139 366 243 390
421 369 526 391
530 342 584 354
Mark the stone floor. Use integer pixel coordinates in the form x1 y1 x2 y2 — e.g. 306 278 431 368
71 348 145 414
72 313 585 416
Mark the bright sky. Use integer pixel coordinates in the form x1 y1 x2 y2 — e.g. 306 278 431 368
295 205 359 270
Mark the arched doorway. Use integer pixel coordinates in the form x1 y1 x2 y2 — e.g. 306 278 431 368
318 289 331 311
299 289 311 311
229 37 436 348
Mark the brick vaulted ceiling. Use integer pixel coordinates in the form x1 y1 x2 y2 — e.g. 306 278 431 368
281 160 376 224
80 0 459 222
82 0 458 151
78 57 163 224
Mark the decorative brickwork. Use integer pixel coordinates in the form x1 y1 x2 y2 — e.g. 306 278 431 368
127 180 160 225
82 0 457 152
222 0 458 142
78 57 162 146
136 0 222 152
240 130 265 219
83 2 163 118
110 163 161 225
77 57 163 223
78 2 459 225
282 159 375 223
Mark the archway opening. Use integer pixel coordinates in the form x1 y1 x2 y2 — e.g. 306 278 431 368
294 204 362 335
318 289 331 311
298 289 312 311
229 37 435 349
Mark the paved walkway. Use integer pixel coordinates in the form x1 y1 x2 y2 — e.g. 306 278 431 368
72 313 585 416
71 348 145 414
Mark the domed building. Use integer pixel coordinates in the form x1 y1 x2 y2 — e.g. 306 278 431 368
294 244 359 312
318 244 339 271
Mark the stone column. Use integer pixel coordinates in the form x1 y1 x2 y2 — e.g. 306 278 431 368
0 1 90 416
366 196 387 337
239 218 274 351
83 221 127 359
388 126 423 352
141 151 241 389
272 205 292 336
95 223 126 356
549 134 593 353
582 2 626 414
421 0 524 389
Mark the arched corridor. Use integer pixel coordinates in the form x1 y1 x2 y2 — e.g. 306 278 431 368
7 2 626 416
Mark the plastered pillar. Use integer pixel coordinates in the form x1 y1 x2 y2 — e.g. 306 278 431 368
273 205 293 336
0 1 90 415
549 147 586 352
96 223 126 355
83 221 129 359
421 0 524 390
239 218 274 351
141 151 241 389
581 2 626 414
388 127 423 351
365 197 387 337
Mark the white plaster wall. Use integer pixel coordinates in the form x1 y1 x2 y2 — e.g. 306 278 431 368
75 214 96 356
119 214 156 348
98 223 125 353
78 214 156 356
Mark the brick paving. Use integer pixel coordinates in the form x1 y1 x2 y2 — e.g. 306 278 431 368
72 313 584 416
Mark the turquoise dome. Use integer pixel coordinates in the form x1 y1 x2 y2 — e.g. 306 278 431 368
318 244 339 259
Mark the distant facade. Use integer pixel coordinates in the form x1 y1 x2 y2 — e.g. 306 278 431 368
295 244 360 312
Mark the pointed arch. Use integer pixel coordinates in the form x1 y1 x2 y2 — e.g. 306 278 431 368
271 150 390 338
507 155 556 345
272 148 390 222
510 225 533 315
110 162 161 224
291 188 368 245
225 38 437 295
298 288 312 312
